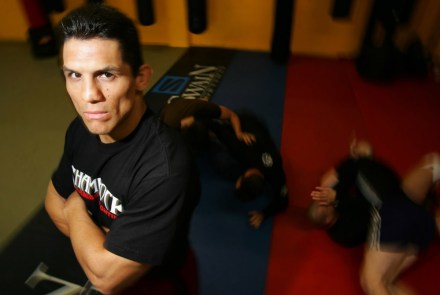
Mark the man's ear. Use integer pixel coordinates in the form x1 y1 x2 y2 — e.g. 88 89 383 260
135 64 152 91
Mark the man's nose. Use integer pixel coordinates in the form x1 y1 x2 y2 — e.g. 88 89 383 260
83 79 103 103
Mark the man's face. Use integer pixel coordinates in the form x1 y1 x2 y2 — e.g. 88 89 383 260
62 38 142 143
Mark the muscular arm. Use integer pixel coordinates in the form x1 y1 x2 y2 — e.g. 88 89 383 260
45 181 70 236
218 105 255 145
45 182 151 294
320 168 339 187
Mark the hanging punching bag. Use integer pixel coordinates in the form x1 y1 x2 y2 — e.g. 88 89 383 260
331 0 353 19
188 0 207 34
270 0 294 63
356 0 417 81
20 0 57 58
137 0 155 26
40 0 65 13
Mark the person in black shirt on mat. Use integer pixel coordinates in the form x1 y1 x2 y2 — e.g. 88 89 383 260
308 140 439 295
209 111 288 229
161 99 285 229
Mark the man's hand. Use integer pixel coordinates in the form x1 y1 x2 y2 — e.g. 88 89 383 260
219 105 256 145
236 132 256 145
310 186 336 206
180 116 195 128
248 211 264 229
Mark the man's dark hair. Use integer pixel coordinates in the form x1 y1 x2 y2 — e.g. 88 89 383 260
235 174 265 202
56 4 143 75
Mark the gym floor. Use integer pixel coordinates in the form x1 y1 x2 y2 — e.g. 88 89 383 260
0 41 186 250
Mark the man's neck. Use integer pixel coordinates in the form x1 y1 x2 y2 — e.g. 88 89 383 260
99 102 147 144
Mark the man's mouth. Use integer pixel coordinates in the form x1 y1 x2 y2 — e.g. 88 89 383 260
83 111 109 120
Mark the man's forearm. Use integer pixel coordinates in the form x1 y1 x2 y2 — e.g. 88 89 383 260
229 112 243 137
64 193 150 294
64 196 108 285
219 106 243 135
45 181 70 236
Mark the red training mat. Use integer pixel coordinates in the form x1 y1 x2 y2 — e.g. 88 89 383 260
266 56 440 295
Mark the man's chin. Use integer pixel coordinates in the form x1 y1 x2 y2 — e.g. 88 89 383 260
82 121 111 136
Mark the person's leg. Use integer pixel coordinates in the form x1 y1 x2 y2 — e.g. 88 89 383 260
401 152 440 204
386 253 417 295
360 247 417 295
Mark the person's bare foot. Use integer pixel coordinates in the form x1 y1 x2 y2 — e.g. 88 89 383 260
350 139 373 158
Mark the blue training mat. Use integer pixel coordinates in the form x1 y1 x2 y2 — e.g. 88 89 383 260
190 50 287 295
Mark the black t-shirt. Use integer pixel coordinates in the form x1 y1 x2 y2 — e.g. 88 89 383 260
52 110 200 269
160 98 221 128
328 157 405 247
209 112 288 217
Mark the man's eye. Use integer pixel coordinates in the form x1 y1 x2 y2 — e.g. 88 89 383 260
68 72 81 79
100 72 114 79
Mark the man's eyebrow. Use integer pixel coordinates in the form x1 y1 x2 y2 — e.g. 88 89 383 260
61 66 74 72
61 66 121 73
97 66 121 73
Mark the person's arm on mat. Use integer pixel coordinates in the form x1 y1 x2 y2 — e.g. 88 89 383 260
218 105 255 145
250 181 288 229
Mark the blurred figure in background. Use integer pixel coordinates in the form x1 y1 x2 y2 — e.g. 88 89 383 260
209 111 288 229
308 140 439 295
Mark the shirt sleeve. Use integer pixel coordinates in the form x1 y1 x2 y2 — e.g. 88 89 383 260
51 118 80 198
192 100 222 120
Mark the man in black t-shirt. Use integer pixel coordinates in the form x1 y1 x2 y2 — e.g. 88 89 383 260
45 5 199 294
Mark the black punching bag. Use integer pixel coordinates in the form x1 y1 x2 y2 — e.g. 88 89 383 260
41 0 65 13
20 0 57 58
356 1 394 80
270 0 294 63
137 0 155 26
188 0 207 34
356 0 418 81
331 0 353 19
